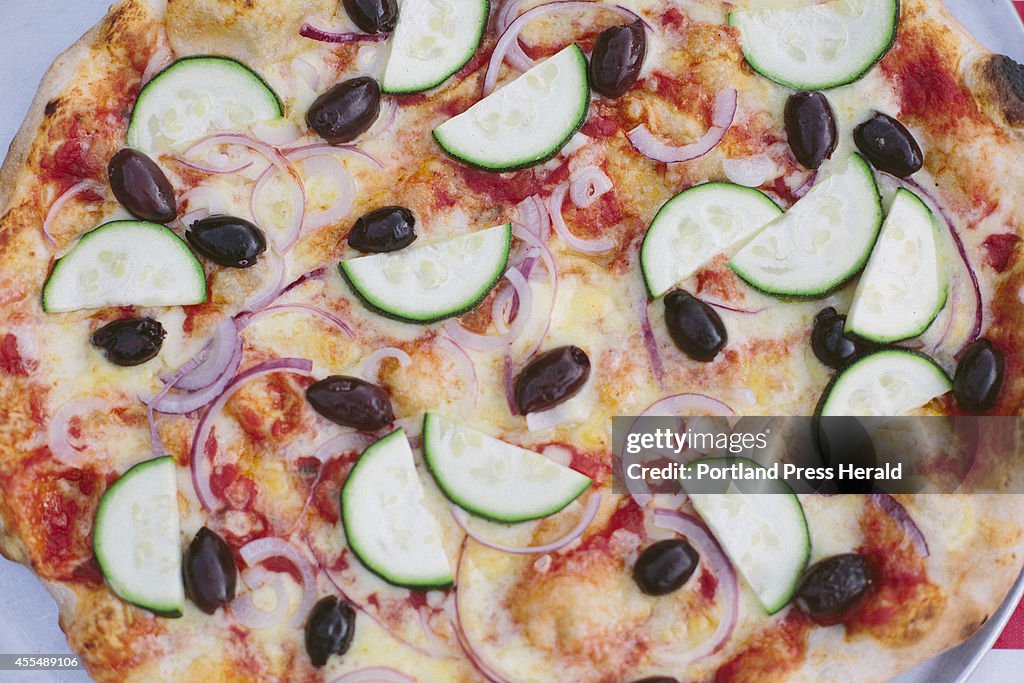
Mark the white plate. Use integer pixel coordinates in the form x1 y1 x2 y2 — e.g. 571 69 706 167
0 1 1022 681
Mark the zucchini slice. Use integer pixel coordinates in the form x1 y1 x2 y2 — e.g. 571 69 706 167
817 349 952 417
433 44 589 172
846 188 947 343
683 457 810 614
729 0 899 90
341 429 453 588
422 413 591 523
127 56 282 154
641 182 783 298
340 223 511 323
42 220 207 313
382 0 489 94
728 154 882 298
93 456 185 617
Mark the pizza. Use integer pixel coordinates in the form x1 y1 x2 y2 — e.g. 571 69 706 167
1 0 1024 680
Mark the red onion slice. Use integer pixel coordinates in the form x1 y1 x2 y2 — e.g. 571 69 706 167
42 180 104 248
240 304 355 337
652 509 739 660
232 567 291 629
286 143 384 169
330 669 416 683
190 358 314 511
513 194 550 242
451 493 601 555
313 432 374 463
703 299 768 316
167 319 241 391
628 88 737 163
792 171 818 199
638 295 665 382
145 345 243 415
503 354 518 415
141 45 173 85
511 224 558 358
300 17 389 44
494 0 534 71
640 393 735 417
294 155 357 230
240 536 318 628
569 165 613 208
437 336 479 411
48 398 110 466
239 250 288 313
548 183 615 254
358 347 413 379
869 493 929 557
722 155 776 188
252 119 302 147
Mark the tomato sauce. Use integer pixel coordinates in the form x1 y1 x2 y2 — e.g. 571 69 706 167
714 611 810 683
0 333 35 376
981 232 1020 272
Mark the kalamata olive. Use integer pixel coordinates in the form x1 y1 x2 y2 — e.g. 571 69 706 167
90 317 165 366
305 596 357 668
784 91 838 169
663 290 727 362
514 346 591 415
306 376 395 431
186 215 266 268
589 21 646 99
633 539 699 596
182 527 237 615
811 307 862 369
853 113 924 178
108 148 177 223
307 77 381 145
343 0 398 34
953 338 1004 412
793 553 873 625
347 206 416 253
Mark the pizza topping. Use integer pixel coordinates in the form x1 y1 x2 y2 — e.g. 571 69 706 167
729 0 898 91
631 678 679 683
127 57 282 154
343 0 399 35
41 179 105 248
952 338 1004 412
627 88 736 164
107 149 176 223
514 345 591 415
810 308 862 369
793 554 873 626
663 291 728 363
589 21 646 99
632 539 699 596
305 376 395 431
90 317 166 367
185 215 267 269
93 456 185 617
784 91 837 170
422 413 591 522
341 429 454 588
340 223 512 323
548 182 615 254
853 112 925 178
305 595 357 667
183 527 237 615
306 77 382 144
347 206 417 253
42 220 207 313
816 349 952 417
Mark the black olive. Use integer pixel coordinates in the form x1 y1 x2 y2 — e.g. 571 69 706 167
784 91 838 169
514 346 590 415
633 539 699 596
90 317 165 366
107 148 177 223
306 376 395 431
186 215 266 268
793 553 873 625
343 0 398 34
953 339 1004 412
663 290 727 362
853 113 924 178
347 206 416 253
307 77 381 145
588 21 646 99
182 527 237 615
811 307 861 369
305 596 357 668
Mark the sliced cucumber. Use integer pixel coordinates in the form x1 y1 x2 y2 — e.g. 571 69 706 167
382 0 489 94
341 429 453 588
683 457 810 614
728 154 882 298
641 183 783 298
42 221 207 313
127 56 282 154
340 223 511 323
433 44 589 172
729 0 899 90
846 189 947 343
817 349 952 417
93 456 184 617
422 413 591 523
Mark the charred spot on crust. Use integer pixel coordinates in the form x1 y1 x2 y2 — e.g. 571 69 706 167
44 99 59 117
977 54 1024 127
997 55 1024 102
